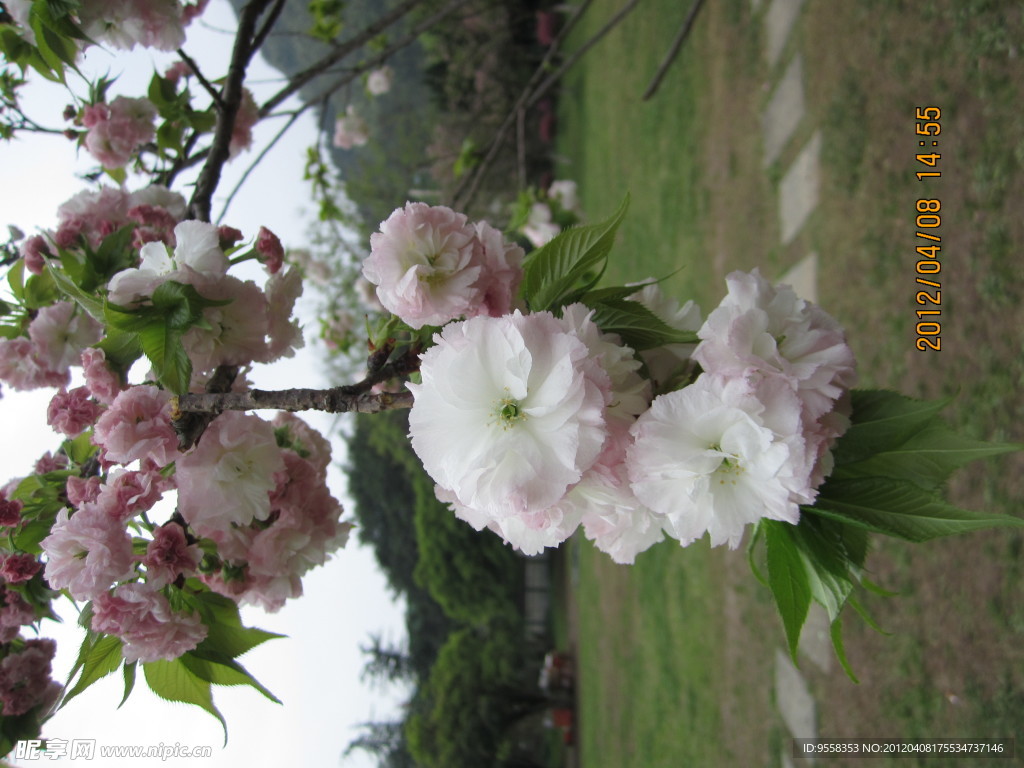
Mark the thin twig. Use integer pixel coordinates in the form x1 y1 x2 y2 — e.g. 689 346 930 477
259 0 427 118
300 0 475 110
248 0 288 66
450 0 600 210
641 0 707 101
177 48 224 109
188 0 274 222
526 0 642 109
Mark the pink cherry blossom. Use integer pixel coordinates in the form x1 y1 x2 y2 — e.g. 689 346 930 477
366 66 394 95
627 373 810 550
0 639 61 717
91 469 165 522
177 411 285 538
473 221 525 317
332 105 369 149
66 475 103 508
0 553 41 584
41 507 135 600
33 451 68 474
79 0 187 51
272 412 332 477
256 226 284 274
263 266 304 361
181 274 271 373
0 493 23 528
46 387 104 436
93 385 180 467
142 524 201 588
410 311 610 520
81 347 124 405
694 269 857 421
28 302 103 375
0 337 69 391
19 235 50 275
0 588 36 642
82 97 158 169
92 583 207 663
229 89 259 158
362 203 484 328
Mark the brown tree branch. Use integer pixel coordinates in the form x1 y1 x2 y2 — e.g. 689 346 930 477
187 0 275 222
450 0 597 210
640 0 707 101
174 387 414 417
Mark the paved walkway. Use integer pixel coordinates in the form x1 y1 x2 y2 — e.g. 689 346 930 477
755 0 829 764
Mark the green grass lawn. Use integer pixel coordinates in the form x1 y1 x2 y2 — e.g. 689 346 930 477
556 0 1024 765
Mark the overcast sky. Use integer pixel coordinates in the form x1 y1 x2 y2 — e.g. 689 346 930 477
0 3 409 765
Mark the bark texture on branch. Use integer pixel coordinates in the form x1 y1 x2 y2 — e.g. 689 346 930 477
175 387 413 415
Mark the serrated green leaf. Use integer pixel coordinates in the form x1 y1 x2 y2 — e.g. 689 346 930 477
23 270 58 309
96 329 142 373
6 256 25 302
89 226 137 283
834 421 1021 490
189 591 285 658
589 297 699 351
764 520 811 661
44 261 105 320
789 516 856 622
62 430 97 464
138 322 191 395
180 650 282 704
829 617 859 683
120 661 137 708
62 634 123 706
14 518 58 554
808 477 1024 542
143 658 227 744
521 194 629 311
835 390 951 465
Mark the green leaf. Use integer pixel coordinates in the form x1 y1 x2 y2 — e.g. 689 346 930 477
188 591 285 658
789 516 856 622
6 256 25 302
23 270 58 309
143 658 227 744
137 322 191 395
63 430 97 464
96 328 143 373
589 298 699 351
45 262 105 320
62 634 124 706
834 421 1021 490
764 520 811 661
180 650 282 704
829 617 859 683
120 661 137 708
835 390 951 465
521 194 629 312
808 477 1024 542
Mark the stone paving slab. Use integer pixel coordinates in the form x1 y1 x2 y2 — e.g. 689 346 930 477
779 130 821 244
762 54 805 168
765 0 807 68
778 252 818 304
775 647 818 741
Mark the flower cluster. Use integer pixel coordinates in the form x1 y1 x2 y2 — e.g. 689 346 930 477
0 189 350 675
5 0 204 52
361 203 525 329
373 205 855 562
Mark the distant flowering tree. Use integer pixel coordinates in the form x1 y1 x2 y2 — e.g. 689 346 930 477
0 0 1021 757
